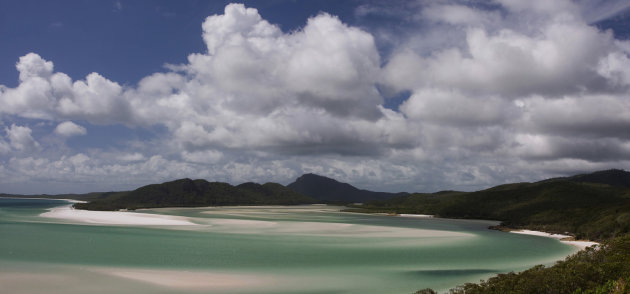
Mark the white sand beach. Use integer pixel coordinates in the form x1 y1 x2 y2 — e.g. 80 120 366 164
193 217 473 238
39 204 469 239
399 214 434 218
40 204 197 226
511 229 599 250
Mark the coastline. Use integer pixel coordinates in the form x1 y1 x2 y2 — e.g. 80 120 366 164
398 213 434 218
509 229 599 250
346 210 600 250
30 198 599 249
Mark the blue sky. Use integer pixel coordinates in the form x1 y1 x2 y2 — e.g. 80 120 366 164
1 1 361 87
1 0 630 194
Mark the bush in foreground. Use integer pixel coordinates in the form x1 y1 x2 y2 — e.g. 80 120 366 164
421 236 630 294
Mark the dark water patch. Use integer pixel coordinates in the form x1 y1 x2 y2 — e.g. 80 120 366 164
0 198 69 209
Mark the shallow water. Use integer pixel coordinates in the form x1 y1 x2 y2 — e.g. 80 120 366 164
0 198 577 293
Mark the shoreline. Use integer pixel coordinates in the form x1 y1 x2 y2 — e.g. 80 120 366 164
398 213 434 218
350 210 600 251
509 229 599 250
28 199 600 250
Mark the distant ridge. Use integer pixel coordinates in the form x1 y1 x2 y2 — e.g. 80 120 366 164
353 169 630 240
5 169 630 223
73 178 315 211
565 169 630 187
287 173 406 203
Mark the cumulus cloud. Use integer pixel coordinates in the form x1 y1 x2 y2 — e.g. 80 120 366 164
382 16 619 97
16 52 54 82
0 53 132 123
5 124 40 152
1 2 630 193
377 0 630 182
0 4 397 158
128 3 403 155
54 121 87 137
187 4 383 119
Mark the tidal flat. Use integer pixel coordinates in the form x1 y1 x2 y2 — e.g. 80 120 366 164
0 198 578 293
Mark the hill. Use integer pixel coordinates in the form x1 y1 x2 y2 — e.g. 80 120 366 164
73 178 315 210
439 235 630 294
351 169 630 240
565 168 630 188
287 173 406 203
348 169 630 294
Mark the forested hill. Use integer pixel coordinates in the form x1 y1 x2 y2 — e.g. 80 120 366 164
407 173 630 293
351 169 630 241
73 178 315 211
3 173 407 210
553 168 630 188
287 173 407 203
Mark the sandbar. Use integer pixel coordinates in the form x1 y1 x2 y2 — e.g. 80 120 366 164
399 214 434 218
40 204 197 226
96 267 276 290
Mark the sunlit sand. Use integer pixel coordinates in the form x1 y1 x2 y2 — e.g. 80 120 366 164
511 230 599 250
96 267 279 290
40 204 197 226
41 204 473 239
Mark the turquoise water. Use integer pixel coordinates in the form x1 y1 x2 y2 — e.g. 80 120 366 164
0 198 577 293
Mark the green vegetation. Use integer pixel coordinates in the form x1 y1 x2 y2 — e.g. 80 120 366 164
73 178 315 210
447 236 630 294
352 170 630 241
369 169 630 293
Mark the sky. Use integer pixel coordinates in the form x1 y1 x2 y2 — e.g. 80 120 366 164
1 0 630 194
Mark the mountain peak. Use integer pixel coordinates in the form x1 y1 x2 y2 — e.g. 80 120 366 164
288 173 400 203
293 173 351 186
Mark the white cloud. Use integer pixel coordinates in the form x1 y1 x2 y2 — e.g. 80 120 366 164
383 16 619 97
5 124 40 151
119 152 146 162
0 54 132 123
400 88 514 126
181 150 223 164
54 121 87 137
497 0 578 16
16 52 54 82
517 94 630 139
0 138 10 154
2 2 630 194
421 4 502 26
